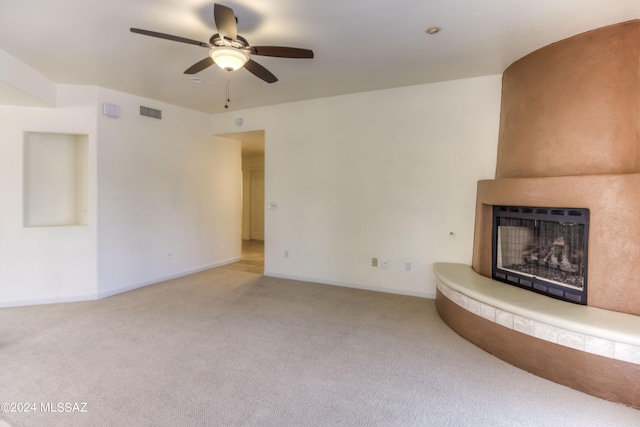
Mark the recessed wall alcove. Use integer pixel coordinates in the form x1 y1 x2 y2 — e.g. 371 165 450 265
24 131 90 227
436 20 640 408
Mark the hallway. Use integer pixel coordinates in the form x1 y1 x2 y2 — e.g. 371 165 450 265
220 240 264 274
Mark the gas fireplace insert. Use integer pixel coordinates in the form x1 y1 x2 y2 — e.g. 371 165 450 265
492 206 589 304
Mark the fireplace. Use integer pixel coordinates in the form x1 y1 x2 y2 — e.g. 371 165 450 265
492 206 589 304
439 21 640 409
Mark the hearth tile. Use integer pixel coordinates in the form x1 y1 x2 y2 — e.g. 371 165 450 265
468 298 483 316
451 290 469 309
557 329 585 351
496 309 514 329
444 286 454 300
513 315 535 336
585 336 615 358
614 342 640 365
534 322 558 343
444 283 455 300
479 303 496 322
436 280 449 297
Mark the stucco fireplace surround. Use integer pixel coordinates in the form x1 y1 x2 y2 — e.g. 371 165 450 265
435 20 640 408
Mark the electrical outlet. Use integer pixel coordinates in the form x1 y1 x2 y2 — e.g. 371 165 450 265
405 261 412 271
284 250 289 258
167 250 173 259
381 258 388 268
371 257 378 267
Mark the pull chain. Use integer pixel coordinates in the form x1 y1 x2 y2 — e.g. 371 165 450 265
224 80 231 109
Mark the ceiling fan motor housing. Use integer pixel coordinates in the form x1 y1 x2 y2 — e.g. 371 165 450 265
210 33 249 49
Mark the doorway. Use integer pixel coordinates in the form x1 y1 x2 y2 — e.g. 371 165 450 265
220 130 265 273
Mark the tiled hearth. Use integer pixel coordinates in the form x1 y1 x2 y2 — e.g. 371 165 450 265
434 263 640 365
435 262 640 408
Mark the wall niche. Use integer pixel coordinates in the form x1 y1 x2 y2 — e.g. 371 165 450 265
23 131 89 227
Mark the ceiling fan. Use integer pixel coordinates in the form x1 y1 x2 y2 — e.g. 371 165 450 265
130 3 313 83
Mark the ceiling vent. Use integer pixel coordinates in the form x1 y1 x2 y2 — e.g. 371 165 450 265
140 106 162 119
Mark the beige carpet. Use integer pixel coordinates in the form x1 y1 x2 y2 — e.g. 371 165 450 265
1 267 638 426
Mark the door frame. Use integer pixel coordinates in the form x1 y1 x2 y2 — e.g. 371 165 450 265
248 167 265 240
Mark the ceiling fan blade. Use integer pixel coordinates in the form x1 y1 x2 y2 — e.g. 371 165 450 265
184 57 215 74
214 4 237 40
130 28 211 48
244 59 278 83
250 46 314 59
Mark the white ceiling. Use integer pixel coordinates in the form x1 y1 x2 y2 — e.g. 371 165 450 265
0 0 638 115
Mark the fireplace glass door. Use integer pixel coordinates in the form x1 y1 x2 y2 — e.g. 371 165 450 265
492 206 589 304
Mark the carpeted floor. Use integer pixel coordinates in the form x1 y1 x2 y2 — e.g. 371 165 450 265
1 265 638 426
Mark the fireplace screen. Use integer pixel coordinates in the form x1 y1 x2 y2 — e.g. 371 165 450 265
492 206 589 304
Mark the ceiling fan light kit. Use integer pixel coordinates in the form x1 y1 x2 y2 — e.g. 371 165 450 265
210 47 248 71
130 3 313 84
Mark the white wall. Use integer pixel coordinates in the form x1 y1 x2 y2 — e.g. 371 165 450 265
0 85 99 306
0 84 242 306
0 73 498 306
212 75 502 297
96 88 242 297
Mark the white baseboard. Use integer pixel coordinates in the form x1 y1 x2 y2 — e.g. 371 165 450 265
0 293 99 308
96 257 241 299
1 260 432 308
263 271 436 299
0 258 242 308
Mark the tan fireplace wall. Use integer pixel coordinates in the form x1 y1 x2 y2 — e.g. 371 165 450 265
495 20 640 179
472 20 640 316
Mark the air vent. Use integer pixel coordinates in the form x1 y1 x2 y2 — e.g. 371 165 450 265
140 106 162 119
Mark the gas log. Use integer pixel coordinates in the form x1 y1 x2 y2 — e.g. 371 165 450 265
522 236 579 273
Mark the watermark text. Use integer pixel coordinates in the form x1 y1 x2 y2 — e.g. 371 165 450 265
1 402 88 413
